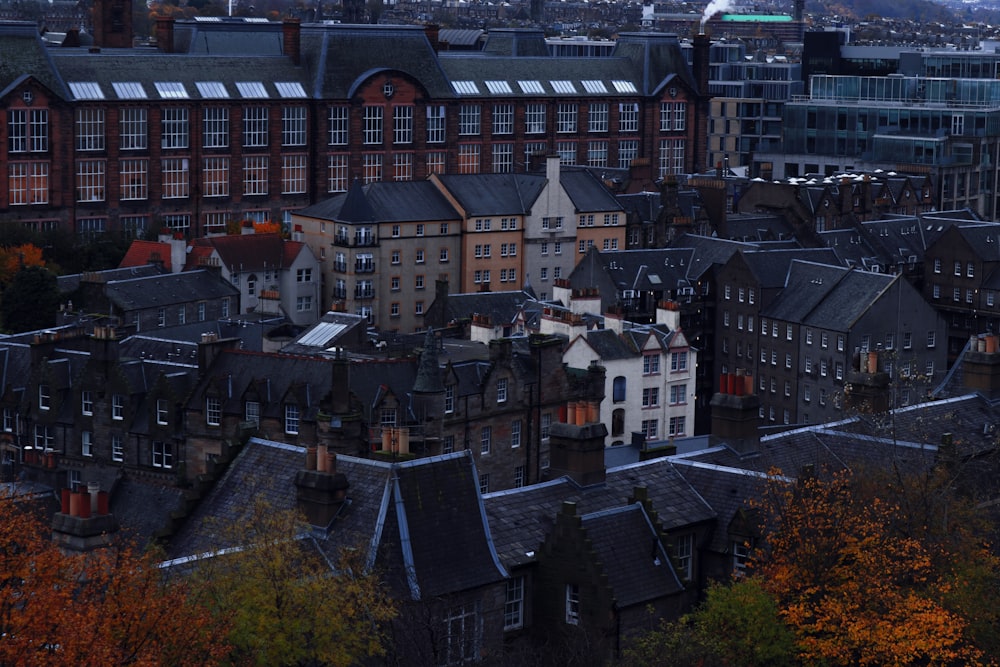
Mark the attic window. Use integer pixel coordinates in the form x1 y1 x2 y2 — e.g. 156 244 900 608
112 81 147 99
235 81 269 99
452 80 480 95
154 82 189 99
68 82 104 100
581 80 607 93
612 80 638 93
275 82 307 98
517 80 544 94
195 81 229 98
550 80 577 94
485 80 513 94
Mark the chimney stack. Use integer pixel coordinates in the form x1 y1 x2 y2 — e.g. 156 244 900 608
282 19 301 65
155 16 175 53
710 370 760 455
52 485 118 552
295 449 349 528
844 350 891 414
546 400 607 486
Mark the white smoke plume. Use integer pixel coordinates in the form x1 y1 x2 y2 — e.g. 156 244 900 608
701 0 734 31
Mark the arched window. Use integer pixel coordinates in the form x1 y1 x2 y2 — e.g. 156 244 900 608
612 376 626 403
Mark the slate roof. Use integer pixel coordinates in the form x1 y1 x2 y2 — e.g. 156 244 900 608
484 457 715 569
103 270 239 311
438 54 645 97
435 289 537 326
581 247 697 293
560 170 624 214
168 441 506 600
668 234 760 280
800 269 894 331
438 29 485 49
0 21 67 98
435 174 547 216
612 32 698 95
480 28 549 57
297 180 460 223
580 328 637 361
49 52 306 103
723 213 796 242
740 248 843 289
57 264 164 295
762 261 872 326
299 24 455 99
172 19 286 56
669 460 766 553
582 504 684 607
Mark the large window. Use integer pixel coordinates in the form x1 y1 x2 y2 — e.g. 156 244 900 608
203 157 229 197
161 107 189 149
76 160 106 202
243 106 268 147
161 158 189 199
393 105 413 144
557 103 578 133
363 105 383 144
525 103 546 134
618 102 639 132
243 156 269 195
618 139 638 168
328 106 348 145
587 141 608 167
661 101 687 131
493 103 514 135
426 105 446 143
281 106 307 146
120 158 148 200
458 145 480 174
9 109 48 153
589 102 609 133
441 602 482 666
459 104 481 135
202 107 229 148
281 155 307 194
328 155 348 193
8 162 48 205
119 107 147 150
393 153 413 182
492 143 514 173
75 108 105 151
362 153 382 184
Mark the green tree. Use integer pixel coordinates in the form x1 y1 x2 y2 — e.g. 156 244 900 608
623 579 796 667
191 495 396 667
1 265 60 333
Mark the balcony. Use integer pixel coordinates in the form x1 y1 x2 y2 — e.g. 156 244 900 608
333 234 351 247
355 260 375 273
354 288 374 300
332 288 348 299
333 261 348 273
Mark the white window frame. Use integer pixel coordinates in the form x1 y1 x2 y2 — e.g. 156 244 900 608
281 105 307 147
160 107 189 149
242 106 268 147
206 396 221 426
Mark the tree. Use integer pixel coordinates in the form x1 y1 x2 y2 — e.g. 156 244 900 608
0 493 227 666
751 469 989 666
1 265 60 333
622 578 796 667
191 494 397 667
0 243 44 287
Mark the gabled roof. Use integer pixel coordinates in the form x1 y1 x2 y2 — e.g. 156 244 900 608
435 174 546 216
582 504 684 606
297 181 461 223
119 240 175 271
187 234 299 273
434 289 536 326
762 260 854 324
560 170 624 214
0 22 67 99
740 248 843 289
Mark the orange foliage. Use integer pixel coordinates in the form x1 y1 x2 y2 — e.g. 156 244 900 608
0 494 229 666
253 221 283 235
751 470 987 666
0 243 44 285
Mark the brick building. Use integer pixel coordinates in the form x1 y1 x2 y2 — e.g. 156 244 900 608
0 17 704 237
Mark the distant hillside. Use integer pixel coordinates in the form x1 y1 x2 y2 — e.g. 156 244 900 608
811 0 959 23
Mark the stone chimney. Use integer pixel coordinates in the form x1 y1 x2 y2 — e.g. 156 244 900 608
155 16 174 53
424 23 440 51
295 447 349 528
692 32 711 173
282 18 301 65
93 0 132 49
552 278 572 307
568 287 600 316
547 400 608 486
843 349 891 414
197 333 241 373
539 306 587 339
710 370 760 456
961 334 1000 399
604 305 625 335
52 484 118 552
655 300 681 330
545 154 561 190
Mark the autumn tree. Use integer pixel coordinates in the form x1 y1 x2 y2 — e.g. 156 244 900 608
0 492 228 666
191 495 397 667
0 243 44 286
751 468 992 666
